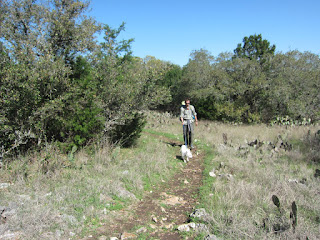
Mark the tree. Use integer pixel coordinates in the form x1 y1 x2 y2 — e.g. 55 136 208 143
234 34 276 65
181 49 215 100
0 0 100 154
266 51 320 121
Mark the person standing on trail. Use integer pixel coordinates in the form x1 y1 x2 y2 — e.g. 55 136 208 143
180 99 198 149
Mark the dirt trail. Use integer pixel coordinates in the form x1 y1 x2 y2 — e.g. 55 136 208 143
84 134 205 240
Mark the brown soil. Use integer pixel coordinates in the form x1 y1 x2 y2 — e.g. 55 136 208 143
82 134 204 240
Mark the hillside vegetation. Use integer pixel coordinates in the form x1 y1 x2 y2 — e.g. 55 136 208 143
1 113 319 239
149 115 320 239
1 0 319 159
0 1 319 239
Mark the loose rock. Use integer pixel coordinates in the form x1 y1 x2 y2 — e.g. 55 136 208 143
136 227 147 233
204 234 220 240
177 224 190 232
190 208 211 222
120 232 136 239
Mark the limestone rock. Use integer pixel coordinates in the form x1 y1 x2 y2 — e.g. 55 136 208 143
177 222 209 233
120 232 136 239
209 168 216 177
136 227 147 233
190 208 211 222
177 224 190 232
0 183 11 189
97 236 107 240
204 234 220 240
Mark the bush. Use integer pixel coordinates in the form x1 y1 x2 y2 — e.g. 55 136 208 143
109 112 146 147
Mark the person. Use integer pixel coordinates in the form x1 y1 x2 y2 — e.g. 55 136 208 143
180 98 198 149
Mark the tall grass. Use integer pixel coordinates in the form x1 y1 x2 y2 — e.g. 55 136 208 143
197 122 320 239
1 111 319 239
146 113 320 239
0 128 178 239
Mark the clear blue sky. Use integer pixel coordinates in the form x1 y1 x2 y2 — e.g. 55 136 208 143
88 0 320 66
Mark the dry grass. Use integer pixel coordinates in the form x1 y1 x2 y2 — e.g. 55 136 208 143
0 129 177 239
202 123 320 239
1 111 319 239
146 113 320 239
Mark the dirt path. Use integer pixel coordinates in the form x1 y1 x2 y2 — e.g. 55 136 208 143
83 134 205 240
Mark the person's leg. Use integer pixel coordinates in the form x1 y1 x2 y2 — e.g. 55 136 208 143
186 126 190 147
189 122 194 148
183 125 188 146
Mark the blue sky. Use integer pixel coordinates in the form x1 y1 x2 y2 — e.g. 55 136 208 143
88 0 320 66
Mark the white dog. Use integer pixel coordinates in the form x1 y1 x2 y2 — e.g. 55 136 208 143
181 145 192 163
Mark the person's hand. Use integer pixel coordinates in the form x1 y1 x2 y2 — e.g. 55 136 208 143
195 121 198 126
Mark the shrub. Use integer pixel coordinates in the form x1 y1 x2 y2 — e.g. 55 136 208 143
109 112 146 147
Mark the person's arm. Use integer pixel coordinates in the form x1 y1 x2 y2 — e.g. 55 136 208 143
180 108 184 125
192 106 198 126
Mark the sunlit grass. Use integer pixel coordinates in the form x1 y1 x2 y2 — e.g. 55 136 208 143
145 112 320 239
0 126 180 239
1 111 319 239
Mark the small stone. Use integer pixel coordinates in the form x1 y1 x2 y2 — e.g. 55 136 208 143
184 179 189 184
164 223 173 229
226 174 234 180
160 206 167 213
190 208 211 222
152 216 158 223
136 227 147 233
194 223 209 232
110 237 119 240
98 236 107 240
204 234 220 240
120 232 136 239
102 208 107 214
188 222 196 229
288 179 299 183
177 224 190 232
162 217 167 221
149 224 157 229
45 192 52 197
0 183 11 189
219 162 225 169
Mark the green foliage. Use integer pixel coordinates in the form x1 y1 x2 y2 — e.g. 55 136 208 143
109 112 146 147
234 34 276 65
1 0 319 160
178 37 318 124
270 116 312 126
